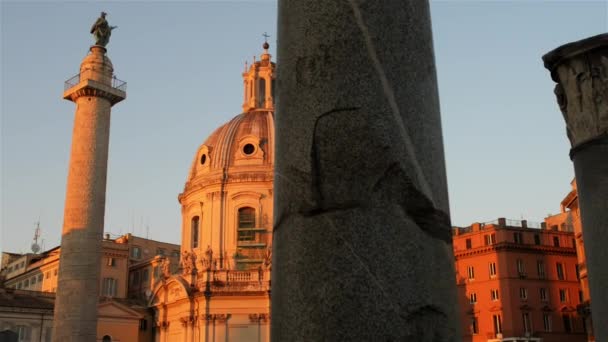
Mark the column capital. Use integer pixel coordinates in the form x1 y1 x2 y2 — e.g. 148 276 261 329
543 33 608 149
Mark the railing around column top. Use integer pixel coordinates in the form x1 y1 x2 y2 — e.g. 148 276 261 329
64 73 127 92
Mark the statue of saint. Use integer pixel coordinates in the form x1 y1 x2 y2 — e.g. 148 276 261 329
90 12 117 47
181 251 192 276
161 258 171 279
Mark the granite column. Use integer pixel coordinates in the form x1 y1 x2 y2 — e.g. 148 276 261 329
543 33 608 342
52 45 125 342
272 1 460 340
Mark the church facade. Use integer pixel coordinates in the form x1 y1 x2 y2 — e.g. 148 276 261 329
148 43 275 342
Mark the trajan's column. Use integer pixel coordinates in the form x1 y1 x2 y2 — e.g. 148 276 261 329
273 1 460 340
543 33 608 342
52 12 125 342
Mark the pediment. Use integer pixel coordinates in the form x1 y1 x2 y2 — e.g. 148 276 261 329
98 301 144 319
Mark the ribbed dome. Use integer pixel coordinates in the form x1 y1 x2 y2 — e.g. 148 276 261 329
184 110 274 188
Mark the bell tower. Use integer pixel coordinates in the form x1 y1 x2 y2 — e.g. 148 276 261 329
242 39 276 112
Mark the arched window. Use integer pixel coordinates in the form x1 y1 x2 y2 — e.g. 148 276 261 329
191 216 200 248
102 335 112 342
258 78 266 108
237 207 255 242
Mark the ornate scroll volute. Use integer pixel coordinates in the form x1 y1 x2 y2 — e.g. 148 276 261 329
543 34 608 149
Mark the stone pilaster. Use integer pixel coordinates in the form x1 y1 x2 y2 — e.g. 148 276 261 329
272 1 460 340
51 45 125 342
543 33 608 342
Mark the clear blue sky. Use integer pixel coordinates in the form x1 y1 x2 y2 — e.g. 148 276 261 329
1 1 606 254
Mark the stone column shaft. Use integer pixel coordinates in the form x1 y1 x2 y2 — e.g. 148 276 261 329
273 1 460 341
543 33 608 342
52 45 125 342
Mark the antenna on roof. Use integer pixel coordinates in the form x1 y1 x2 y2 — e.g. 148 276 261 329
31 221 41 254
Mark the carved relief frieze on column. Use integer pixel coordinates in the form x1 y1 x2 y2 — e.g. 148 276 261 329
543 34 608 149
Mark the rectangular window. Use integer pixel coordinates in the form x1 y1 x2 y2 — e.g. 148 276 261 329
191 216 200 248
563 314 572 333
45 272 50 279
560 289 568 303
517 259 526 276
514 232 523 244
489 262 497 277
140 319 148 331
469 293 477 304
31 276 37 285
579 290 584 303
107 257 116 267
557 263 565 280
142 268 149 282
157 248 166 256
493 314 502 334
534 234 541 245
484 235 491 246
519 288 528 300
540 288 548 302
575 264 580 280
45 327 52 342
37 274 42 282
543 313 552 332
522 312 531 333
132 246 142 259
465 239 472 249
467 266 475 280
53 269 58 276
16 325 31 342
471 317 479 334
491 233 496 244
537 260 546 279
553 236 560 247
491 289 499 301
102 277 117 297
238 208 257 242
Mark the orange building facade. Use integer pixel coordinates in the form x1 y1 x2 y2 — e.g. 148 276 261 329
453 218 586 342
545 180 593 341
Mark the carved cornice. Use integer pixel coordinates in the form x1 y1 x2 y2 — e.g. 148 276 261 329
543 33 608 148
182 171 273 198
454 242 577 258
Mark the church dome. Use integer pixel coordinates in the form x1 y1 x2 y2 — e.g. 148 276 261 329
181 43 275 196
183 109 274 189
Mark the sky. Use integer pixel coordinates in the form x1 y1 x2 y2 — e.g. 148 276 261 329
1 1 606 254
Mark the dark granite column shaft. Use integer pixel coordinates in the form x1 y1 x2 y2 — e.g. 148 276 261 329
272 1 460 340
543 33 608 342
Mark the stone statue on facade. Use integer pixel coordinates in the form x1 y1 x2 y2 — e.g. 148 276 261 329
181 250 192 276
161 257 171 279
205 245 213 269
262 246 272 270
90 12 117 47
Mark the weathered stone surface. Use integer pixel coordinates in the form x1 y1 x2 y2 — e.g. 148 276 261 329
543 33 608 148
272 1 460 340
52 46 124 342
544 34 608 342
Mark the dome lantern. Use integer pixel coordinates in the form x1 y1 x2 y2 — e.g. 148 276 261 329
242 38 275 112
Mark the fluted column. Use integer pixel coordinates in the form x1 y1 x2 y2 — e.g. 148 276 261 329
543 33 608 342
273 1 460 340
52 45 125 342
